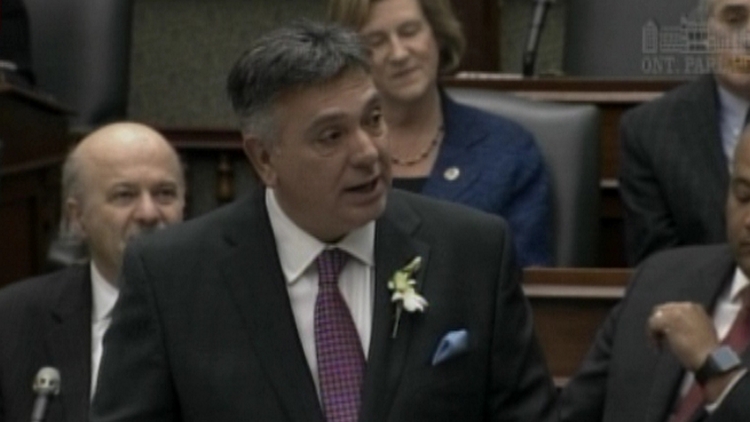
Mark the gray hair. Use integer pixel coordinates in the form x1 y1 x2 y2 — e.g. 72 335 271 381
61 147 86 207
53 147 90 265
226 20 370 144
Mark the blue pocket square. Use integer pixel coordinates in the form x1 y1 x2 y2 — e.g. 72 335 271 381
431 329 469 366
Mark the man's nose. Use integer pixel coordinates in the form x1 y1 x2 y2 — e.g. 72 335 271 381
133 193 161 224
351 128 380 166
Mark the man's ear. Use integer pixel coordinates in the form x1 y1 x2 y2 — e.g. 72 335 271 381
242 136 278 187
65 197 86 239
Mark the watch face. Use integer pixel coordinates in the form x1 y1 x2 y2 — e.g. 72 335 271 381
712 346 742 371
696 345 743 384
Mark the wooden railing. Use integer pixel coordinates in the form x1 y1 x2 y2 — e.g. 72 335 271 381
523 267 633 385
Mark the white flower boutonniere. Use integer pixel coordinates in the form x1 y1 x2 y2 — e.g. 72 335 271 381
387 256 428 338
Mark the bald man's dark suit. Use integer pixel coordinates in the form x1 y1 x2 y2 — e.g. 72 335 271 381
91 189 556 422
0 265 92 422
620 74 728 265
559 245 750 422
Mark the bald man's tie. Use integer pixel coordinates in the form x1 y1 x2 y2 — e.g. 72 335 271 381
314 248 365 422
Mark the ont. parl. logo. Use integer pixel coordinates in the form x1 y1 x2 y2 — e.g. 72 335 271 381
641 6 750 75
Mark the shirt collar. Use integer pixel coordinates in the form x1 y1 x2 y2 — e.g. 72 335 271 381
717 84 750 130
265 188 375 285
730 266 750 304
90 261 119 322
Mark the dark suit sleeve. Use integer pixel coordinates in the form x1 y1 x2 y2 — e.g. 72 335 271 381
619 112 679 265
707 373 750 421
91 246 178 422
556 299 624 422
488 228 556 421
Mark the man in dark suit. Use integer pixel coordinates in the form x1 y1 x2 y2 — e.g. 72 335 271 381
90 21 556 422
558 127 750 421
620 0 750 265
0 122 185 422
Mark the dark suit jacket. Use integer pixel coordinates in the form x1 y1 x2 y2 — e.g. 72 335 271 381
422 92 552 267
91 189 556 422
558 244 750 422
0 265 92 422
619 74 728 265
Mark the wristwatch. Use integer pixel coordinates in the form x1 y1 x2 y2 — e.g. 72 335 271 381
694 345 743 385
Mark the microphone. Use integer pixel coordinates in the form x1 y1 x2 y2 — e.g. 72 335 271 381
522 0 554 77
30 367 61 422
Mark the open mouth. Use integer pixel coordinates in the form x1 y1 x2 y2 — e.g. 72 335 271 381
346 178 379 194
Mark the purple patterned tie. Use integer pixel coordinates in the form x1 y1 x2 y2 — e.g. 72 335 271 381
314 248 365 422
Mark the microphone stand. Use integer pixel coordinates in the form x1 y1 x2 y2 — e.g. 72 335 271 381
522 0 554 77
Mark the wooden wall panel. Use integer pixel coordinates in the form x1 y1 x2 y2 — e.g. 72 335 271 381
449 0 500 71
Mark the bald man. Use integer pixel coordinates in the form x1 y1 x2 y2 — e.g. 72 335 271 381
0 122 185 422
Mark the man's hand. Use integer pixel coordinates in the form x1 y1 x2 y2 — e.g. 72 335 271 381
647 302 718 371
647 302 746 403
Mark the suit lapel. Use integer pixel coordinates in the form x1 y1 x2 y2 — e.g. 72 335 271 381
422 93 482 201
360 192 430 422
644 247 735 422
45 265 92 422
217 192 324 422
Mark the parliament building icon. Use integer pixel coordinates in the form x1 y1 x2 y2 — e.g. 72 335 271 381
643 7 750 55
642 8 709 55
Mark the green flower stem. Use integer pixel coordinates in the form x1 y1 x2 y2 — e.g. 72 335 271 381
391 305 403 339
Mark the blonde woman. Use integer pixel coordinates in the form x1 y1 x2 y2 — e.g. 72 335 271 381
329 0 552 266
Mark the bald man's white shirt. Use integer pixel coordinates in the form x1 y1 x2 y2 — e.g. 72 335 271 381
90 262 119 399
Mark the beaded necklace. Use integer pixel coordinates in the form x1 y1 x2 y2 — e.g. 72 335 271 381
390 125 445 167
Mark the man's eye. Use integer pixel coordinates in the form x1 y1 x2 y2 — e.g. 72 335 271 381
313 129 345 155
153 188 178 203
720 7 750 26
368 109 383 127
110 191 137 204
726 15 747 25
319 129 342 145
733 182 750 202
364 108 386 136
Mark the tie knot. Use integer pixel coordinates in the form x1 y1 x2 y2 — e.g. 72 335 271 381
316 248 349 288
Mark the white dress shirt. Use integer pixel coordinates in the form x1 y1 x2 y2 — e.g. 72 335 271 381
265 188 375 394
90 262 119 399
717 84 750 167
